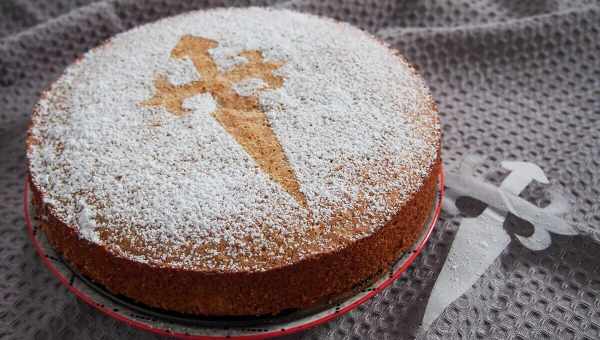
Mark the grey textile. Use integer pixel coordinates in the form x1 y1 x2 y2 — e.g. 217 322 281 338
1 0 599 339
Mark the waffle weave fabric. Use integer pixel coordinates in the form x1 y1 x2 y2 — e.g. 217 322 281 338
1 0 599 339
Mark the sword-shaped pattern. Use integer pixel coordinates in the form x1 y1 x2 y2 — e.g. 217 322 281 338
422 157 578 329
141 35 307 207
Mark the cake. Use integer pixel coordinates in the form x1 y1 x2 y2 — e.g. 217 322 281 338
27 8 441 316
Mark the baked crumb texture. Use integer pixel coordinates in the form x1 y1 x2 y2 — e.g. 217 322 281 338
27 7 441 316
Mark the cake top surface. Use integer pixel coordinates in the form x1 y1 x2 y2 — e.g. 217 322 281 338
28 7 440 272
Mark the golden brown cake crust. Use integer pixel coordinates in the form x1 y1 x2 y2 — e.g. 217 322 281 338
26 8 443 316
29 157 440 316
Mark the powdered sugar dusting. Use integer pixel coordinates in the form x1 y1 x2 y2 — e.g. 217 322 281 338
28 8 440 272
233 78 266 97
77 199 99 243
165 57 200 85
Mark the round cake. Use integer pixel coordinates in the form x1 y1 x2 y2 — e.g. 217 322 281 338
27 8 441 316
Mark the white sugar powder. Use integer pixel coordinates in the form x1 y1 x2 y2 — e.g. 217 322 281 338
28 8 440 272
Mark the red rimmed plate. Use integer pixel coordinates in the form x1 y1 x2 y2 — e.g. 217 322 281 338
24 171 444 339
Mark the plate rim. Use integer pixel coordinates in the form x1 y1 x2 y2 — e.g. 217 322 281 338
23 169 444 339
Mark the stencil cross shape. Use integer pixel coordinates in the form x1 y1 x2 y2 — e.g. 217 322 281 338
141 35 307 208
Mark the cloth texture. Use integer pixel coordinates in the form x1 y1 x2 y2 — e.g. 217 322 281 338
1 0 599 339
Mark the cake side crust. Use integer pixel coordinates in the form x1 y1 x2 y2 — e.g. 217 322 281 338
29 154 440 316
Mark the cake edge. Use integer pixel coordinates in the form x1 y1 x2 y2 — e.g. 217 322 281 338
28 150 441 316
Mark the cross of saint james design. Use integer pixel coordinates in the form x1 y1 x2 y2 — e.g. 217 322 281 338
141 35 307 208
